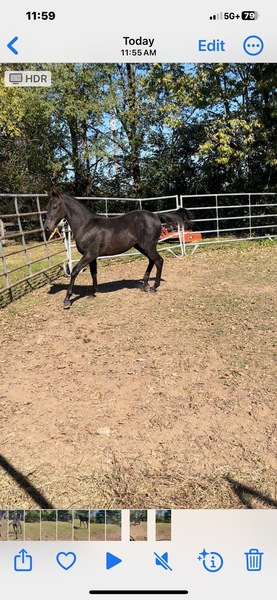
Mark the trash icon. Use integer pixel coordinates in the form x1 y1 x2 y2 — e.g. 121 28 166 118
244 548 263 571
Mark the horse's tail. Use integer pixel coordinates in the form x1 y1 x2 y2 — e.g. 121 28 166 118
157 207 193 230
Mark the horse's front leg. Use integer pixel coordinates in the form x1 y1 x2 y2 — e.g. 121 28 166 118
89 259 98 297
64 253 95 309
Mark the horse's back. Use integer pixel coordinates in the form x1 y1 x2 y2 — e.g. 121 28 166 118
110 209 158 225
117 209 161 238
90 209 161 256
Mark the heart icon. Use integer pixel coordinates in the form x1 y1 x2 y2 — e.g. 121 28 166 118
56 552 77 570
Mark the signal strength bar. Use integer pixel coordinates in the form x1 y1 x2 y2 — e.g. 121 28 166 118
210 12 223 19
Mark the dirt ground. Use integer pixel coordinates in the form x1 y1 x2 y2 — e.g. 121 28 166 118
0 243 276 509
130 521 147 541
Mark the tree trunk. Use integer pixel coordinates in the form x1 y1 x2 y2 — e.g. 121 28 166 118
126 64 142 196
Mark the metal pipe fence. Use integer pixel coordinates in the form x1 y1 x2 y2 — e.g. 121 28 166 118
0 194 68 299
1 193 276 303
180 193 277 253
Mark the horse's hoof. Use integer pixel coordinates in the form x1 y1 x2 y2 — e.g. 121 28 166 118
63 300 72 309
150 287 157 293
141 284 150 292
87 294 96 300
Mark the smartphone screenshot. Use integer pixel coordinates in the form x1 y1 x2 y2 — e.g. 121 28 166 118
0 1 276 598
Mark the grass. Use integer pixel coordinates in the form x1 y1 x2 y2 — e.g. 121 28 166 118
0 237 69 307
156 522 171 541
105 524 122 540
41 521 57 541
56 521 73 540
90 523 105 541
0 239 67 288
184 235 277 254
25 521 41 541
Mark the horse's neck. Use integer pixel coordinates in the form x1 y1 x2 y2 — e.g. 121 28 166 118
64 196 94 240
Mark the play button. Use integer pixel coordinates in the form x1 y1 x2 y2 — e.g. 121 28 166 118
106 552 122 570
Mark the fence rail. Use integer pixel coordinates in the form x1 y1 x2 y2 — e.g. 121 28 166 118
0 194 68 301
1 192 276 304
180 193 277 253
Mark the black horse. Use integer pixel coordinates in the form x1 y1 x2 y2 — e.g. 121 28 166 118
76 512 89 528
44 190 193 309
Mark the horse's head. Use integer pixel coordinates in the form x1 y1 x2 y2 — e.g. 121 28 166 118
44 189 67 232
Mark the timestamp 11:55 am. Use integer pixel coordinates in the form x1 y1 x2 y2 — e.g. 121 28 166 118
121 49 157 56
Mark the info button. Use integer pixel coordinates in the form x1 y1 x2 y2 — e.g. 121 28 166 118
198 39 226 52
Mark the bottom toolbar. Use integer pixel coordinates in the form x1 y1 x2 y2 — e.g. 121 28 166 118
0 510 276 599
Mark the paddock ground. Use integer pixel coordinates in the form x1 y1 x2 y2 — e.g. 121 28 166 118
130 520 147 541
0 243 276 509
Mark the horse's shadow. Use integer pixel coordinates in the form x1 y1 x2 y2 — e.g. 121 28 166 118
48 278 163 304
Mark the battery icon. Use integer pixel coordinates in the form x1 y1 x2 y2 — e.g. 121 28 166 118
241 11 259 19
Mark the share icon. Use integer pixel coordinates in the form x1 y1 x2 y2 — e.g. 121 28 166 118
154 551 173 571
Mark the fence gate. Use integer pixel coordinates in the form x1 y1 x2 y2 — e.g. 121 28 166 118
180 193 277 253
0 194 68 305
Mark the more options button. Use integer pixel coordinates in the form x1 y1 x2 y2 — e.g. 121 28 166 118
198 39 226 52
243 35 264 55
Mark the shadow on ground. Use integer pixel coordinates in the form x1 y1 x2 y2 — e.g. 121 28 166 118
0 455 54 509
47 277 164 304
225 476 277 509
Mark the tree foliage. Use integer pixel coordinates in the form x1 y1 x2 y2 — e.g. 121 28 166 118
0 63 276 198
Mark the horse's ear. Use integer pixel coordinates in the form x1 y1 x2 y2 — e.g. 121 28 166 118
48 188 62 199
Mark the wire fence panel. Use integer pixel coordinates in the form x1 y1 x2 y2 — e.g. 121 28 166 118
0 194 68 304
180 193 277 252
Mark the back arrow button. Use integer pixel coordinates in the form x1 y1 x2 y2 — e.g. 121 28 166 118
7 36 19 55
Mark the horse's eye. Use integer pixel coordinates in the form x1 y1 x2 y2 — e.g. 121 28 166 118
53 204 58 209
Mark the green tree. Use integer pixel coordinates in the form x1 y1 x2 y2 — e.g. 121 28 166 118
25 510 41 523
41 510 56 522
1 63 276 201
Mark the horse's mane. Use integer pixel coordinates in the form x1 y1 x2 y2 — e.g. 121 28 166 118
49 189 99 218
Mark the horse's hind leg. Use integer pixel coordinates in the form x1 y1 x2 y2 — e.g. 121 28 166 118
134 244 154 291
143 246 163 293
151 250 163 292
89 259 97 298
142 259 154 291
